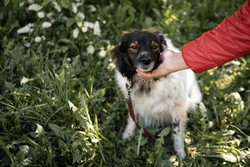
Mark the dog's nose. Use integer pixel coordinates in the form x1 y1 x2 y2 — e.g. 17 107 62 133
141 57 151 65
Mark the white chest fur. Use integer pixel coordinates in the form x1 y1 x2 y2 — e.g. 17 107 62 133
115 69 201 127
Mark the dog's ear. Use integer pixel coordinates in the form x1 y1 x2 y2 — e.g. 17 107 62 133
111 32 136 78
154 32 167 52
111 33 129 60
119 33 129 53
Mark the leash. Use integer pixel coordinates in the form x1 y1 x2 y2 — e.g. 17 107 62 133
126 79 156 144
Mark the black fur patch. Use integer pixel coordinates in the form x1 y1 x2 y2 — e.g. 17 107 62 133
138 84 151 94
173 120 180 129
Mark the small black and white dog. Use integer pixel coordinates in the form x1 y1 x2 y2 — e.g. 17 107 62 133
112 30 202 159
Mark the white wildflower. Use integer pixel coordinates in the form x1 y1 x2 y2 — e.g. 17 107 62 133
67 58 71 62
81 26 88 33
220 153 238 162
52 1 61 12
17 23 33 34
76 2 83 7
42 36 46 40
28 4 43 12
48 41 55 46
27 0 34 3
72 3 78 13
104 40 111 45
50 19 55 23
19 145 29 154
19 2 25 7
87 45 95 54
93 21 101 36
77 12 85 20
89 5 97 12
37 11 45 18
35 36 41 43
77 22 82 27
46 12 53 19
107 44 113 50
20 76 34 85
91 139 100 143
17 26 30 34
42 22 52 28
99 49 106 58
62 16 69 21
73 28 79 38
231 60 241 65
107 62 115 70
162 0 167 4
24 43 31 48
84 21 94 29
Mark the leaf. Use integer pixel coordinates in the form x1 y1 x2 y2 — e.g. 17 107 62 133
158 127 170 138
49 123 66 138
43 0 51 6
58 0 69 8
93 88 106 97
22 135 45 151
4 81 14 91
73 149 83 164
66 18 75 27
59 139 69 156
156 159 174 167
12 0 19 8
0 138 14 164
4 0 10 6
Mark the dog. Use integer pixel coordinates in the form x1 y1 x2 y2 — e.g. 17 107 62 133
112 30 202 159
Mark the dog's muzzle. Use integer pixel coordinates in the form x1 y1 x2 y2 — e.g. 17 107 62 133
136 52 155 72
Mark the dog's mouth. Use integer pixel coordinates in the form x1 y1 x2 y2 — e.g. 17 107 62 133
136 62 155 72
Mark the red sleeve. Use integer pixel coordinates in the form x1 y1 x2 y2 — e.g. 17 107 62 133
182 1 250 73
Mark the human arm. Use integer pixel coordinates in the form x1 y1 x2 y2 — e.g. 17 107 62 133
182 1 250 73
137 1 250 78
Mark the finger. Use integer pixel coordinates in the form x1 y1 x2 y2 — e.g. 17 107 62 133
136 68 162 78
136 70 156 78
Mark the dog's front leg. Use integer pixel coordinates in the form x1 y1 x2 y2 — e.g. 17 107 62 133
172 116 187 160
122 114 137 140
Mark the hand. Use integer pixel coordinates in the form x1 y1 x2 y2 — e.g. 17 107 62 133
136 50 189 78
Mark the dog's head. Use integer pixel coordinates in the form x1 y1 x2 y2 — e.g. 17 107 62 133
112 30 167 79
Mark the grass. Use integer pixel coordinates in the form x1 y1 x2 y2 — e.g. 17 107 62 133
0 0 249 166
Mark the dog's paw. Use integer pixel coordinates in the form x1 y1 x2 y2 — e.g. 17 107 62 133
175 148 186 160
173 141 186 160
122 131 135 141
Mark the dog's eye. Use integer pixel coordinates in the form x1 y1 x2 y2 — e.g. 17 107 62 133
152 45 159 50
129 41 139 51
130 45 138 50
